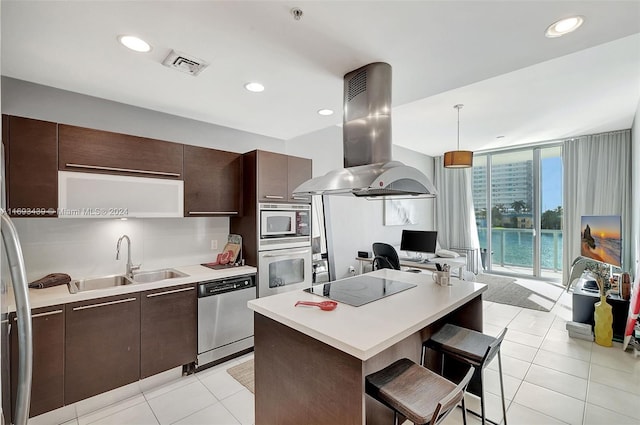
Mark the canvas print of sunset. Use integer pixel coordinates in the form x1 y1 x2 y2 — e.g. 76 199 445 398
581 215 622 267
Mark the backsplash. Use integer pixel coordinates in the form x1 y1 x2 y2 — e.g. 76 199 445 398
12 217 231 282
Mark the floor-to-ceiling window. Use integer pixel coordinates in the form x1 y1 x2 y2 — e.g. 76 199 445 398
473 145 563 280
539 146 563 279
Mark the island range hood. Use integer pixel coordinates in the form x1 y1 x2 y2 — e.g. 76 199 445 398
293 62 437 199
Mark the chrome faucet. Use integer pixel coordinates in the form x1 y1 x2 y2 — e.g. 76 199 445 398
116 235 140 278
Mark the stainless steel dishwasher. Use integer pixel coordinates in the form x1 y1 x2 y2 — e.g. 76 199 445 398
197 274 256 368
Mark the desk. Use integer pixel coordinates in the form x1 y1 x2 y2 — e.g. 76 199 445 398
249 269 487 424
356 256 467 279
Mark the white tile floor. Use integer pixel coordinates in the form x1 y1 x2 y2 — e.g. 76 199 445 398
28 353 256 425
29 282 640 425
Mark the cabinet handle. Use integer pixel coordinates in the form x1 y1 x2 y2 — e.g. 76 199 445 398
264 195 284 199
65 163 180 178
14 310 63 321
291 196 309 200
188 211 238 215
72 297 137 311
146 287 195 298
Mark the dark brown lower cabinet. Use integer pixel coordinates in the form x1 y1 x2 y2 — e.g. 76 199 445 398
140 284 197 378
8 284 198 415
10 305 65 420
64 294 141 405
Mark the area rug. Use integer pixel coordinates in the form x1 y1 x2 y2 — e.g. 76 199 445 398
475 273 560 312
227 359 254 393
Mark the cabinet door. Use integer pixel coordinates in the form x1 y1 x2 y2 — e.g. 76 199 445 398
65 294 140 405
58 125 183 179
10 306 64 420
184 146 242 217
3 115 58 217
140 284 197 378
257 151 288 202
287 155 312 203
58 171 184 218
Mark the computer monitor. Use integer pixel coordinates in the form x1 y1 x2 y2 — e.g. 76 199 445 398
400 230 437 255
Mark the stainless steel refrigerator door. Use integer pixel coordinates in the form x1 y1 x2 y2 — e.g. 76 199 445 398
1 212 32 425
1 275 8 425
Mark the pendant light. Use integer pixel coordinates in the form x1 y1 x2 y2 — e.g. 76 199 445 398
443 104 473 168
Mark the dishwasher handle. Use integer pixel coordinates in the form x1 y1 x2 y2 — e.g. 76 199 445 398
198 274 256 298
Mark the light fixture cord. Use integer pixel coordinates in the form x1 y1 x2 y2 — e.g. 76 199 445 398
457 106 460 150
454 104 464 150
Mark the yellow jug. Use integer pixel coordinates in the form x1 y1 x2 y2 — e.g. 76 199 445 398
594 295 613 347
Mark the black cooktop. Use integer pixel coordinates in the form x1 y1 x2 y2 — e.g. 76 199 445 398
304 275 416 307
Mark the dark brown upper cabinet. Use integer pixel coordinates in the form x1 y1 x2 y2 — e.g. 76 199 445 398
58 124 183 179
287 155 312 203
256 150 311 204
184 145 243 217
3 115 58 217
256 150 289 202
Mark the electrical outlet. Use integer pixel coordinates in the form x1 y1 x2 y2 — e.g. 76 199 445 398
210 240 218 250
348 265 356 275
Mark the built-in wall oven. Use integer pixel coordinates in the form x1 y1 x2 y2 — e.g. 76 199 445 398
258 203 312 297
258 247 312 297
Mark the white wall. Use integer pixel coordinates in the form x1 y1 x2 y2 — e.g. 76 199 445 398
284 125 342 175
2 77 285 154
285 126 436 279
631 99 640 277
12 217 230 282
1 77 286 281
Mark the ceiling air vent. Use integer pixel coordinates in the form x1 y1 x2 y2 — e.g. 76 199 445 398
162 50 208 76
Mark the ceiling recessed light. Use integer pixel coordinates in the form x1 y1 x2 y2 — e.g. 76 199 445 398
317 109 334 116
244 82 265 93
545 16 584 38
117 35 152 53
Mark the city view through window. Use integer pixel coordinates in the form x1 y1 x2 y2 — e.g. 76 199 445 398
473 146 563 279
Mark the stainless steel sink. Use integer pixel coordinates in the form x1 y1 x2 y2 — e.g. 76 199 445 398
130 268 188 283
68 269 189 294
68 275 134 294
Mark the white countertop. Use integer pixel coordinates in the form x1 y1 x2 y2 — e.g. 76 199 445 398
248 269 486 361
9 264 257 312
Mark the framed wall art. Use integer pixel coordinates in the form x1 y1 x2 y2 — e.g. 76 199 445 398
384 199 418 226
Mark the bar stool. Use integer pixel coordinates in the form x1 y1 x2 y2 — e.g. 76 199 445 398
421 324 508 425
365 358 474 425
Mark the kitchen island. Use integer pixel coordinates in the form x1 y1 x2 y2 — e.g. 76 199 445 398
248 268 487 425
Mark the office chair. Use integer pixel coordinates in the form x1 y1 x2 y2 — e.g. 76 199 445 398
372 243 401 270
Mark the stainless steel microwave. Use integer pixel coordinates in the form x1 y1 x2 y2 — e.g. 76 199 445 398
258 203 311 251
